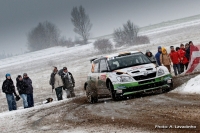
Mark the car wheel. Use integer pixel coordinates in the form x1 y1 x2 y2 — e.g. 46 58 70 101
108 82 119 101
86 85 98 103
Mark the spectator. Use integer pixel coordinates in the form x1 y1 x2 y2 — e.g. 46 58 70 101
178 44 189 72
2 73 19 111
53 67 63 101
49 67 57 92
160 47 171 73
23 73 34 108
155 46 162 66
170 46 181 76
185 41 198 62
145 50 156 62
16 75 28 108
61 67 75 98
189 41 199 51
189 41 193 46
176 47 180 51
185 43 190 61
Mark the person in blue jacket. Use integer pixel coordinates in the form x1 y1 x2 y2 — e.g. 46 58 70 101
155 46 162 66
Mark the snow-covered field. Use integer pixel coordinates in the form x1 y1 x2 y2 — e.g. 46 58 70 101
1 15 200 132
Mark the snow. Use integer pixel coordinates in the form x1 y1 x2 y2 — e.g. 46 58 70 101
139 19 200 36
172 74 200 94
0 14 200 132
0 98 72 132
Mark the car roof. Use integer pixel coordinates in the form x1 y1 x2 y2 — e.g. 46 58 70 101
91 51 141 63
105 51 140 58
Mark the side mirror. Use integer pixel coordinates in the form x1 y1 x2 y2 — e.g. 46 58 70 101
152 60 157 64
101 70 109 73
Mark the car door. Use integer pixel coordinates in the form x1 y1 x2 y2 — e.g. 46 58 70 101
88 60 100 92
97 59 110 95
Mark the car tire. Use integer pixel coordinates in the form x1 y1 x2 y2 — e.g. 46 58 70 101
86 85 98 103
108 82 119 101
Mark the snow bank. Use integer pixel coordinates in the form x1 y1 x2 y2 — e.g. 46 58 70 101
172 74 200 94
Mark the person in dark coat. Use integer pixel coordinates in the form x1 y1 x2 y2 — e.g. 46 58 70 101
61 67 75 98
23 73 34 108
2 73 19 111
155 46 162 66
49 67 57 92
185 43 190 61
16 75 28 108
145 50 156 62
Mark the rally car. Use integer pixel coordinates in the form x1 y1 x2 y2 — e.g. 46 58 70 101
84 51 173 103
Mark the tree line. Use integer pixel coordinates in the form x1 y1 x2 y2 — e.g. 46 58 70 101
27 5 149 52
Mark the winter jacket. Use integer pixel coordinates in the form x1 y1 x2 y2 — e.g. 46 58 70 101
23 77 33 94
58 69 63 76
160 47 171 66
185 47 190 61
49 72 56 86
177 48 188 64
61 72 75 89
170 50 180 65
54 73 63 89
2 79 17 95
155 51 162 66
160 54 171 66
16 78 27 95
145 52 156 62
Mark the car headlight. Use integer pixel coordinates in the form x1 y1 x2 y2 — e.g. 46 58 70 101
116 76 133 82
157 68 165 76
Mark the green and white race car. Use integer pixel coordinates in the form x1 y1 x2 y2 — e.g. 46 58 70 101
84 51 173 103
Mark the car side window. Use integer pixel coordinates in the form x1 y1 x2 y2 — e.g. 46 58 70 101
100 59 107 72
94 62 100 73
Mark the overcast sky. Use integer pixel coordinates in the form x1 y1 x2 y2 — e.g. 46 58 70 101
1 0 200 54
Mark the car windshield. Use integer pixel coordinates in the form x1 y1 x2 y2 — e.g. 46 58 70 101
107 52 151 71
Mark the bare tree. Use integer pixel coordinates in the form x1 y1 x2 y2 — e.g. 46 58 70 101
71 6 92 44
93 39 113 54
123 20 139 44
113 20 140 46
113 28 125 46
27 21 60 51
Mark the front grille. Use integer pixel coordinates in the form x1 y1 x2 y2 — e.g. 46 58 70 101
133 72 156 81
123 81 165 93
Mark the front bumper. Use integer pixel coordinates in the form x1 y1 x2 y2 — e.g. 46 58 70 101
113 74 172 96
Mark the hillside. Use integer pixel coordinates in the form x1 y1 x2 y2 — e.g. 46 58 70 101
0 15 200 132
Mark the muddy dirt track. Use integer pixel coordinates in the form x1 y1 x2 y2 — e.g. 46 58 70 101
17 72 200 133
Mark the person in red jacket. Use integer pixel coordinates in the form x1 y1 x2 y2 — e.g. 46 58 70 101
169 46 181 76
178 44 189 72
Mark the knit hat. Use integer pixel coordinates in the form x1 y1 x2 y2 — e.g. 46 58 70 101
158 46 162 49
5 73 11 78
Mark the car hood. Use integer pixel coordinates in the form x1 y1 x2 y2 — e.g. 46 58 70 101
114 63 157 76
